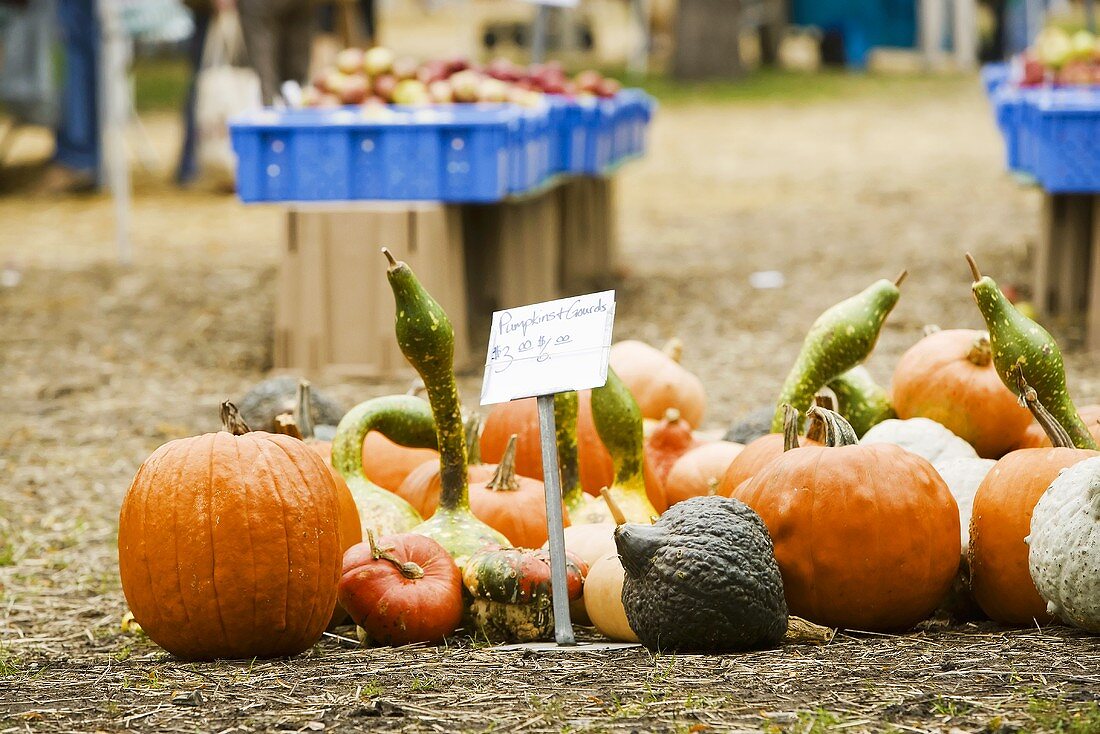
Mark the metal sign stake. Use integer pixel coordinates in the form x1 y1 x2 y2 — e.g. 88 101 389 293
536 393 576 646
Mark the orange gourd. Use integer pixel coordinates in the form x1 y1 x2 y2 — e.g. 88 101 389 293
717 406 820 496
891 329 1032 458
118 403 342 660
664 441 744 507
362 431 439 493
609 338 707 427
645 408 700 484
734 407 960 631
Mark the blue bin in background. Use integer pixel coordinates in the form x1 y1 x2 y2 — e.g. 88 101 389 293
1029 89 1100 193
981 63 1011 99
790 0 917 68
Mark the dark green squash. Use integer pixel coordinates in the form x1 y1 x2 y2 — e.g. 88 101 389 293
462 546 587 642
573 368 660 524
616 495 788 652
966 254 1097 450
724 406 775 445
825 365 895 437
237 375 345 435
771 273 905 432
331 395 437 537
384 249 509 565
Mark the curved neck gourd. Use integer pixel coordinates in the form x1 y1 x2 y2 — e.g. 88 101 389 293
825 366 895 437
554 391 584 513
967 254 1096 450
384 249 508 562
772 273 904 432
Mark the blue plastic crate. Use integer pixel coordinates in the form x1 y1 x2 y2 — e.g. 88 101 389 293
231 105 533 203
508 105 553 194
1029 89 1100 193
981 63 1010 99
993 85 1033 174
614 89 656 161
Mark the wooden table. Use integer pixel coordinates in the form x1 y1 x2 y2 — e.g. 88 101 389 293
274 177 619 378
1032 193 1100 350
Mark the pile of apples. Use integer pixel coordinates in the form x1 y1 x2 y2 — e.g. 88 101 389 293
301 46 623 108
1019 27 1100 86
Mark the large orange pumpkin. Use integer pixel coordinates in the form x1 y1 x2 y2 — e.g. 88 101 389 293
481 392 664 510
717 406 819 496
118 403 342 660
734 407 960 631
609 338 707 427
968 381 1098 624
1013 404 1100 450
891 329 1032 458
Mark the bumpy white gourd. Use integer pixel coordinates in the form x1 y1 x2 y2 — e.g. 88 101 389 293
1028 456 1100 632
862 417 978 464
934 457 996 551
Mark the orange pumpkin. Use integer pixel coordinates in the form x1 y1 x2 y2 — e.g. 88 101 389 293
717 407 820 496
118 403 342 660
968 380 1098 624
891 329 1032 458
609 338 707 427
664 441 744 507
481 392 664 509
734 407 960 631
468 436 568 548
362 431 440 493
645 408 701 484
1013 404 1100 450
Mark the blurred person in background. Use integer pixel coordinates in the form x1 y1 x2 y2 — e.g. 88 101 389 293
237 0 315 105
41 0 100 192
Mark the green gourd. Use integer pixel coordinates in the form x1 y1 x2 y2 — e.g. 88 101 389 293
966 254 1097 450
331 395 435 537
771 272 906 432
574 368 659 524
554 390 585 515
825 366 896 437
384 249 509 565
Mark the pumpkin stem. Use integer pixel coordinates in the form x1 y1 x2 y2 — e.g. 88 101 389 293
662 407 682 424
554 391 583 511
966 252 982 283
220 401 251 435
273 413 302 439
782 404 801 452
923 324 942 336
894 270 908 288
601 487 628 526
464 413 482 465
662 337 683 363
813 392 837 413
296 380 316 441
805 406 860 447
1015 368 1076 449
967 334 993 367
485 435 520 492
382 247 398 268
366 529 426 580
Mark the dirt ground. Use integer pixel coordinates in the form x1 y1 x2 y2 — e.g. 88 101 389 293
4 75 1100 733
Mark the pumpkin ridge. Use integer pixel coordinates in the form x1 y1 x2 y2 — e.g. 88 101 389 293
253 435 297 638
206 432 232 651
131 442 168 631
267 434 335 641
234 433 260 640
170 437 198 630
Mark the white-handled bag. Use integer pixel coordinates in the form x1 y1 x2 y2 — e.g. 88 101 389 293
196 11 262 186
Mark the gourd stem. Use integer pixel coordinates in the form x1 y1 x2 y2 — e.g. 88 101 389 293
805 406 860 447
464 413 482 465
894 270 908 287
782 404 800 452
663 337 684 363
554 391 583 510
220 401 251 435
366 529 425 580
296 380 316 441
486 435 520 492
1015 369 1075 449
382 247 398 267
273 413 302 439
966 252 982 282
967 335 992 367
601 487 627 526
923 324 942 336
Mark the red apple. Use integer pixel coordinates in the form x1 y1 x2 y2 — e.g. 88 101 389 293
446 56 471 74
428 80 455 103
418 60 449 85
363 46 395 76
477 77 510 103
574 69 603 94
450 70 483 103
340 74 371 105
597 78 621 97
335 47 365 75
392 57 420 81
372 74 397 102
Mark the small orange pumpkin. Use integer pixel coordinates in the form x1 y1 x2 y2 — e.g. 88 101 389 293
665 441 744 507
734 407 960 631
1013 404 1100 450
609 338 707 427
891 329 1033 458
397 415 495 518
469 435 567 548
362 431 440 494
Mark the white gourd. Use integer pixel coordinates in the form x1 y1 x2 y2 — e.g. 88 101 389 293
862 418 978 464
1028 456 1100 632
933 457 996 551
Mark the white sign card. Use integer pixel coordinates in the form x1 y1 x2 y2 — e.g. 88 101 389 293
480 291 616 406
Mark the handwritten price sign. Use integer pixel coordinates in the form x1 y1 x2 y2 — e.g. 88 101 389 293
480 291 616 405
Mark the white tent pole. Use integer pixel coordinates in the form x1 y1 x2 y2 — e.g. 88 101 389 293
96 0 132 266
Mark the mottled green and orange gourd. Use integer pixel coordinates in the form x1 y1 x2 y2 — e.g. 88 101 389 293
554 390 586 515
771 273 905 432
384 249 509 565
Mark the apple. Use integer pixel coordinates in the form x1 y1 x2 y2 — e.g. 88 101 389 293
340 74 371 105
1021 55 1045 86
372 73 397 102
477 77 510 103
487 57 521 82
574 69 603 94
323 71 350 97
446 56 471 74
1035 27 1073 69
335 47 365 75
418 59 449 85
317 93 342 109
301 86 323 107
363 46 395 76
596 78 621 98
392 57 420 81
428 80 455 104
392 79 429 105
450 70 483 102
1070 30 1096 61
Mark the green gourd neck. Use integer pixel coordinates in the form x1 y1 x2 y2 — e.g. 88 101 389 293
771 272 905 433
591 369 652 500
804 407 860 447
465 413 482 466
554 391 584 511
385 248 469 512
967 254 1097 450
824 366 895 437
331 395 439 481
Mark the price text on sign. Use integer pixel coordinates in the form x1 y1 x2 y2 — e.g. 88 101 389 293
480 291 616 405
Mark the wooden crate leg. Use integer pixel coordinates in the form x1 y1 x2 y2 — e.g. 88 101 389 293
1035 194 1058 319
1087 195 1100 351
